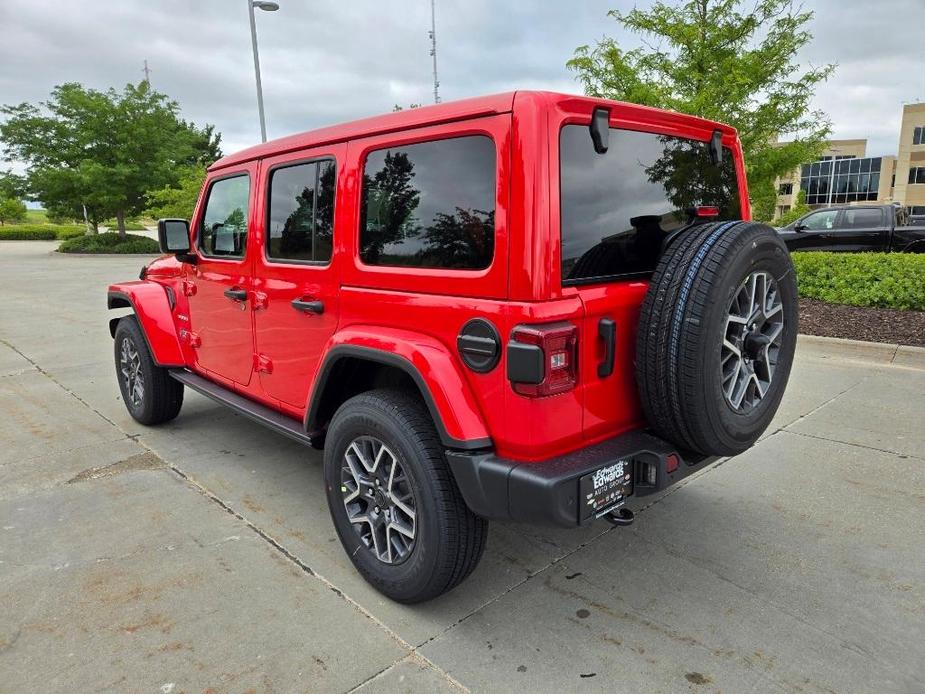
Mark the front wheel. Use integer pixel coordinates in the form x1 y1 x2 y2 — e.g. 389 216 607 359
323 389 488 603
113 316 184 425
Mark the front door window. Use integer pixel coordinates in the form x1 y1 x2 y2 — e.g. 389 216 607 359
200 175 250 258
801 210 837 231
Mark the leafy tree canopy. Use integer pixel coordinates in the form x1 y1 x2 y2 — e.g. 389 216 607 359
0 170 25 199
0 197 27 225
568 0 834 221
0 82 222 235
145 164 207 220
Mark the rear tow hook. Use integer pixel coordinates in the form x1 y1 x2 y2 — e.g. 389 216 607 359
603 507 635 527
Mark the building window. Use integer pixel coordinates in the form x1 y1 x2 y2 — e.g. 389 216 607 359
360 135 496 270
778 182 793 195
909 167 925 184
799 156 882 205
913 126 925 146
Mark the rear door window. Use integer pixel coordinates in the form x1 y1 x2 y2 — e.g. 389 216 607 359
840 207 883 229
559 125 740 284
359 135 496 270
267 159 336 263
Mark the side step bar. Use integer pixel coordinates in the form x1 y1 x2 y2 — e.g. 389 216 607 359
168 369 314 447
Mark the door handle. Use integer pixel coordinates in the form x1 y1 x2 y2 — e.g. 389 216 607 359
598 318 616 378
291 298 324 314
223 288 247 302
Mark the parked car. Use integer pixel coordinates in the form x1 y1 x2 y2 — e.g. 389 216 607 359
776 204 925 252
107 91 798 602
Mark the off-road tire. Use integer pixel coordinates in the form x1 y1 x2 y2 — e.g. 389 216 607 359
635 220 798 456
324 389 488 603
113 316 184 425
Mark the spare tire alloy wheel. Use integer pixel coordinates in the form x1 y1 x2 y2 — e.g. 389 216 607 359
722 271 784 413
341 436 417 565
119 336 145 409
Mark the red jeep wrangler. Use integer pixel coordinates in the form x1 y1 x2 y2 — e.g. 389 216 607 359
108 92 797 602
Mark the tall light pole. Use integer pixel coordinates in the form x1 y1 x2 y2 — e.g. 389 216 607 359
248 0 279 143
428 0 440 104
825 147 841 207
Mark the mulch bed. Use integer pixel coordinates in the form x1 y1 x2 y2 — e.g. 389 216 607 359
798 298 925 347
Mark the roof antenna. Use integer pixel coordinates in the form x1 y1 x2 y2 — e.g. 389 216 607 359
428 0 440 103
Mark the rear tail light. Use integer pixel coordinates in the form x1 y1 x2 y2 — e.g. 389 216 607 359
507 322 578 397
665 453 679 474
695 205 720 218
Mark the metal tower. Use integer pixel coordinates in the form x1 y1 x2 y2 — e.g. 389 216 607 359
428 0 440 103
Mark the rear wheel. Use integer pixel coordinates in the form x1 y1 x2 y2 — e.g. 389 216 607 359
113 316 184 425
324 389 488 603
635 221 798 456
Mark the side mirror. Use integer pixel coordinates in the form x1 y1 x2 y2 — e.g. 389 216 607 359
793 223 807 232
157 218 192 254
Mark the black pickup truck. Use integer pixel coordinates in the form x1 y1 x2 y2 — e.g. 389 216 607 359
776 204 925 253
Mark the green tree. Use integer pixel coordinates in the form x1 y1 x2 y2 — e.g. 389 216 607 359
1 82 221 236
567 0 834 216
0 170 25 199
776 188 810 226
0 196 27 225
145 164 206 220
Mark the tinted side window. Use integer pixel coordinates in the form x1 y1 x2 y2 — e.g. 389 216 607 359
267 160 336 263
560 126 741 284
802 210 837 230
841 208 882 229
360 135 495 270
200 175 250 258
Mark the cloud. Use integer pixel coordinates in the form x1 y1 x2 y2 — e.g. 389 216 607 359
1 0 923 162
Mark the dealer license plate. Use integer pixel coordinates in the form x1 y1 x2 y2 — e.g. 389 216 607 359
580 459 633 519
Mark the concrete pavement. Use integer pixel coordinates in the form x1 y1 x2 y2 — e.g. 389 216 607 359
1 241 923 693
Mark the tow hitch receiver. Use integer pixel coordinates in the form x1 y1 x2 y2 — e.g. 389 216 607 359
604 507 635 526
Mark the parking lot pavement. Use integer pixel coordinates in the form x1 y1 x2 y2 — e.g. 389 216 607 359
1 241 923 693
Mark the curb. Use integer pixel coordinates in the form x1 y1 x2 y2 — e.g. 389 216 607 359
797 334 925 370
52 252 161 257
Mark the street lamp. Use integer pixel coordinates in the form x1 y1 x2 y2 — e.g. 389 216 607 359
825 147 841 207
248 0 279 143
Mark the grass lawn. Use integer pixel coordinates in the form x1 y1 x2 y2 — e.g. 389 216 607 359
24 209 48 223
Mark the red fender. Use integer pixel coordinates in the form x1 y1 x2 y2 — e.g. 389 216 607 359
108 281 185 367
308 326 491 449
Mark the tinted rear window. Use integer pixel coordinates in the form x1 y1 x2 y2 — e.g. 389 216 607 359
560 125 741 284
841 207 883 229
360 135 495 270
267 159 336 263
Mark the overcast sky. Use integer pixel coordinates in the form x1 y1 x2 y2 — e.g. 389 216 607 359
2 0 924 166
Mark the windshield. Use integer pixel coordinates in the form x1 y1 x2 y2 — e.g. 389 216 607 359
559 125 741 285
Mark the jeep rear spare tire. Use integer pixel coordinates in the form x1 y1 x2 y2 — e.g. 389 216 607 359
635 221 798 457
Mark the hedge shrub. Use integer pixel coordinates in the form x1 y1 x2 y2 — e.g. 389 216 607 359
0 224 86 240
791 252 925 311
57 232 160 254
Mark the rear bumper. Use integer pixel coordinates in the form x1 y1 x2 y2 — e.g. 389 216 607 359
446 430 719 527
